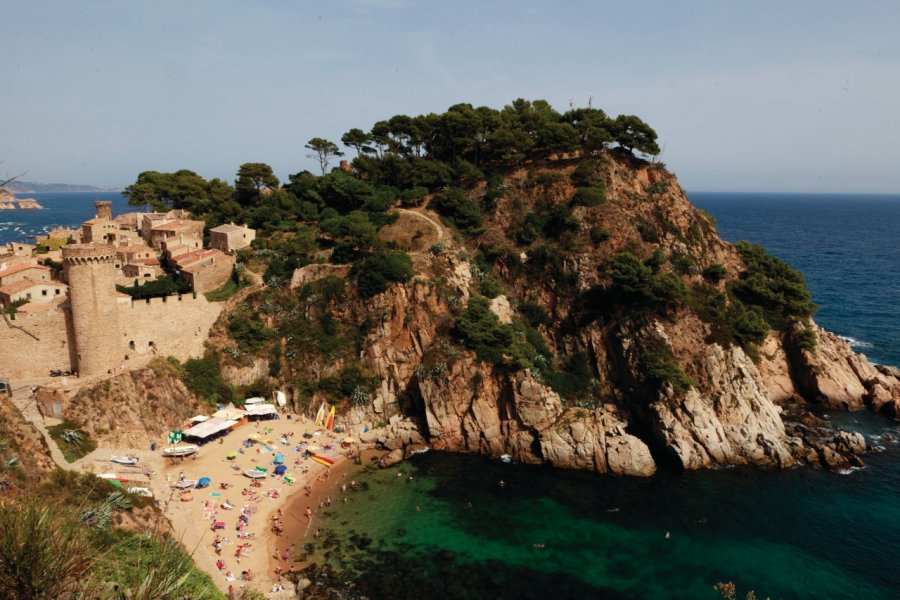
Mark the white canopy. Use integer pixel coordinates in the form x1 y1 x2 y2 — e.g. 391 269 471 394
245 404 278 416
189 415 209 424
213 406 247 421
183 417 238 440
244 396 266 405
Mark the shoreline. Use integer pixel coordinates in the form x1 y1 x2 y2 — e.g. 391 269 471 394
156 415 354 596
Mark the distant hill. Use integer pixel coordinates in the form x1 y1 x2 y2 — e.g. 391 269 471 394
2 180 120 193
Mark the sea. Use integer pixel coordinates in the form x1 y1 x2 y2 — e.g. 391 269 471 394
306 192 900 600
5 191 900 598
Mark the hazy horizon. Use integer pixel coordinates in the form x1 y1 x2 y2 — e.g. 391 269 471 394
3 1 899 193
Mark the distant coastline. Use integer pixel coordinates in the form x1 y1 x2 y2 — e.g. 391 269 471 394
4 180 119 194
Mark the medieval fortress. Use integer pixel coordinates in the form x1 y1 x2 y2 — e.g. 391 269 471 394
0 200 255 382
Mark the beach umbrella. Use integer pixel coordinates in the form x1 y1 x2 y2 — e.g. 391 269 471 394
274 465 287 475
197 477 211 488
274 454 284 464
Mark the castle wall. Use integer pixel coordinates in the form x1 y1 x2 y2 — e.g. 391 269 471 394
0 309 73 379
118 293 224 364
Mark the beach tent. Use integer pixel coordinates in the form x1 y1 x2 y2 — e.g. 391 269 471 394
182 417 238 442
197 477 211 488
274 465 287 475
273 454 285 464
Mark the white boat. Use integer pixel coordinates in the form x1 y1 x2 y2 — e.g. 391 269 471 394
127 486 154 498
110 455 138 465
500 454 512 463
243 469 267 479
172 479 198 489
162 445 198 457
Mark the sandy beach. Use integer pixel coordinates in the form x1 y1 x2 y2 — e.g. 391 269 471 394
154 415 353 596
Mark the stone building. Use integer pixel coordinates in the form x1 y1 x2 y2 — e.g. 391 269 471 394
148 219 205 249
209 223 255 252
0 280 67 307
173 248 235 293
0 263 50 287
62 244 122 376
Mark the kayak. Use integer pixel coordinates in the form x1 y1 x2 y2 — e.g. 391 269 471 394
110 455 139 465
311 455 334 467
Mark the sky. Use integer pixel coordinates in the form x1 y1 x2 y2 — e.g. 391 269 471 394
2 0 899 193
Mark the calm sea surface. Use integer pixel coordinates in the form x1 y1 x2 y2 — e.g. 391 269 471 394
307 192 900 600
0 191 129 245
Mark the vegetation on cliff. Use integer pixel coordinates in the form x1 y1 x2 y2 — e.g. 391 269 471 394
119 98 840 472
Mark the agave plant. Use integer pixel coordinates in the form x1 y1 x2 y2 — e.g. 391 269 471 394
61 429 84 448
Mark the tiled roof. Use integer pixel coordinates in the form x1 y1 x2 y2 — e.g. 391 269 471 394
0 263 48 278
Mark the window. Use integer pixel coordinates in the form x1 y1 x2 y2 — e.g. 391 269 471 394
128 340 135 350
26 293 31 299
42 289 47 296
55 289 60 295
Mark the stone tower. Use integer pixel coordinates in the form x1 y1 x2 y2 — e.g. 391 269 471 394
95 200 112 220
62 244 121 376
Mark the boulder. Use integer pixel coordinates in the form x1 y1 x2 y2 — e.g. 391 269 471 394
378 449 404 468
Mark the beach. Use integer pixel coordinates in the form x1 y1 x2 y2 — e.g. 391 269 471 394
155 415 353 596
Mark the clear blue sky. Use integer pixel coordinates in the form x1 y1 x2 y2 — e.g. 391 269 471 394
2 0 899 192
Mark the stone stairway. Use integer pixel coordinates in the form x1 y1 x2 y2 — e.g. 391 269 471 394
9 385 72 469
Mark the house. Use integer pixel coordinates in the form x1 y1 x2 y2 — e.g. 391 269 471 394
81 218 121 244
0 279 67 307
209 223 255 252
0 263 50 287
149 219 205 250
177 250 235 293
3 242 35 257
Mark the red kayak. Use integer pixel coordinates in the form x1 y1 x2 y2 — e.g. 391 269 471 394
311 454 334 465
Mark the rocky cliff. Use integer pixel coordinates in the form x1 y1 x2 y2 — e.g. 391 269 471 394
213 151 900 477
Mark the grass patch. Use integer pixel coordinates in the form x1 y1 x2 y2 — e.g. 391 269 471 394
204 269 250 302
46 420 97 463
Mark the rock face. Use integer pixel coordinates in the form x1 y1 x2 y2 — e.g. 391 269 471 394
61 363 205 448
215 152 900 477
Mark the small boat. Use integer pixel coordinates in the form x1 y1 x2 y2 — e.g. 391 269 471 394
110 455 138 465
162 445 198 458
172 479 198 489
243 469 267 479
311 455 334 467
500 454 512 463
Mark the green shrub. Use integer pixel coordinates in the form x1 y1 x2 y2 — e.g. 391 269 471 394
431 188 484 235
571 160 603 188
732 241 816 329
182 352 234 405
636 219 660 243
352 249 413 298
543 353 595 401
603 252 686 312
589 227 611 244
454 296 525 367
518 301 548 327
228 315 276 352
570 186 606 207
480 277 504 299
702 263 727 282
399 186 429 207
671 254 697 276
639 342 693 395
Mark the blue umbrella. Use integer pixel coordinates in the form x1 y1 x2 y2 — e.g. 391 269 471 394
197 477 211 488
273 454 284 464
274 465 287 475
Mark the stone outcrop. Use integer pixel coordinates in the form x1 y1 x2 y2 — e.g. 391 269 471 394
61 363 205 447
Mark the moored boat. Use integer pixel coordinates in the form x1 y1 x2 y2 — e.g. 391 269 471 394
162 445 198 457
110 455 138 465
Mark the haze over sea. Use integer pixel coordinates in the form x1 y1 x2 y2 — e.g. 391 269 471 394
4 191 900 598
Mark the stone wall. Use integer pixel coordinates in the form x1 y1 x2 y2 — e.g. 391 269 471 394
0 309 73 379
118 293 224 365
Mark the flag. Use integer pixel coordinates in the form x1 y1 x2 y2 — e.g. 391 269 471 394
168 430 182 444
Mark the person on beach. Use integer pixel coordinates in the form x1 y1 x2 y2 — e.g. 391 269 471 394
282 548 290 561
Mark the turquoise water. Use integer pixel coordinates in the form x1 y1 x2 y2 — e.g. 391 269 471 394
307 192 900 599
313 411 900 599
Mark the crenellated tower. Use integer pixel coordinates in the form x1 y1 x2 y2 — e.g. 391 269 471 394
62 244 121 375
95 200 113 220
